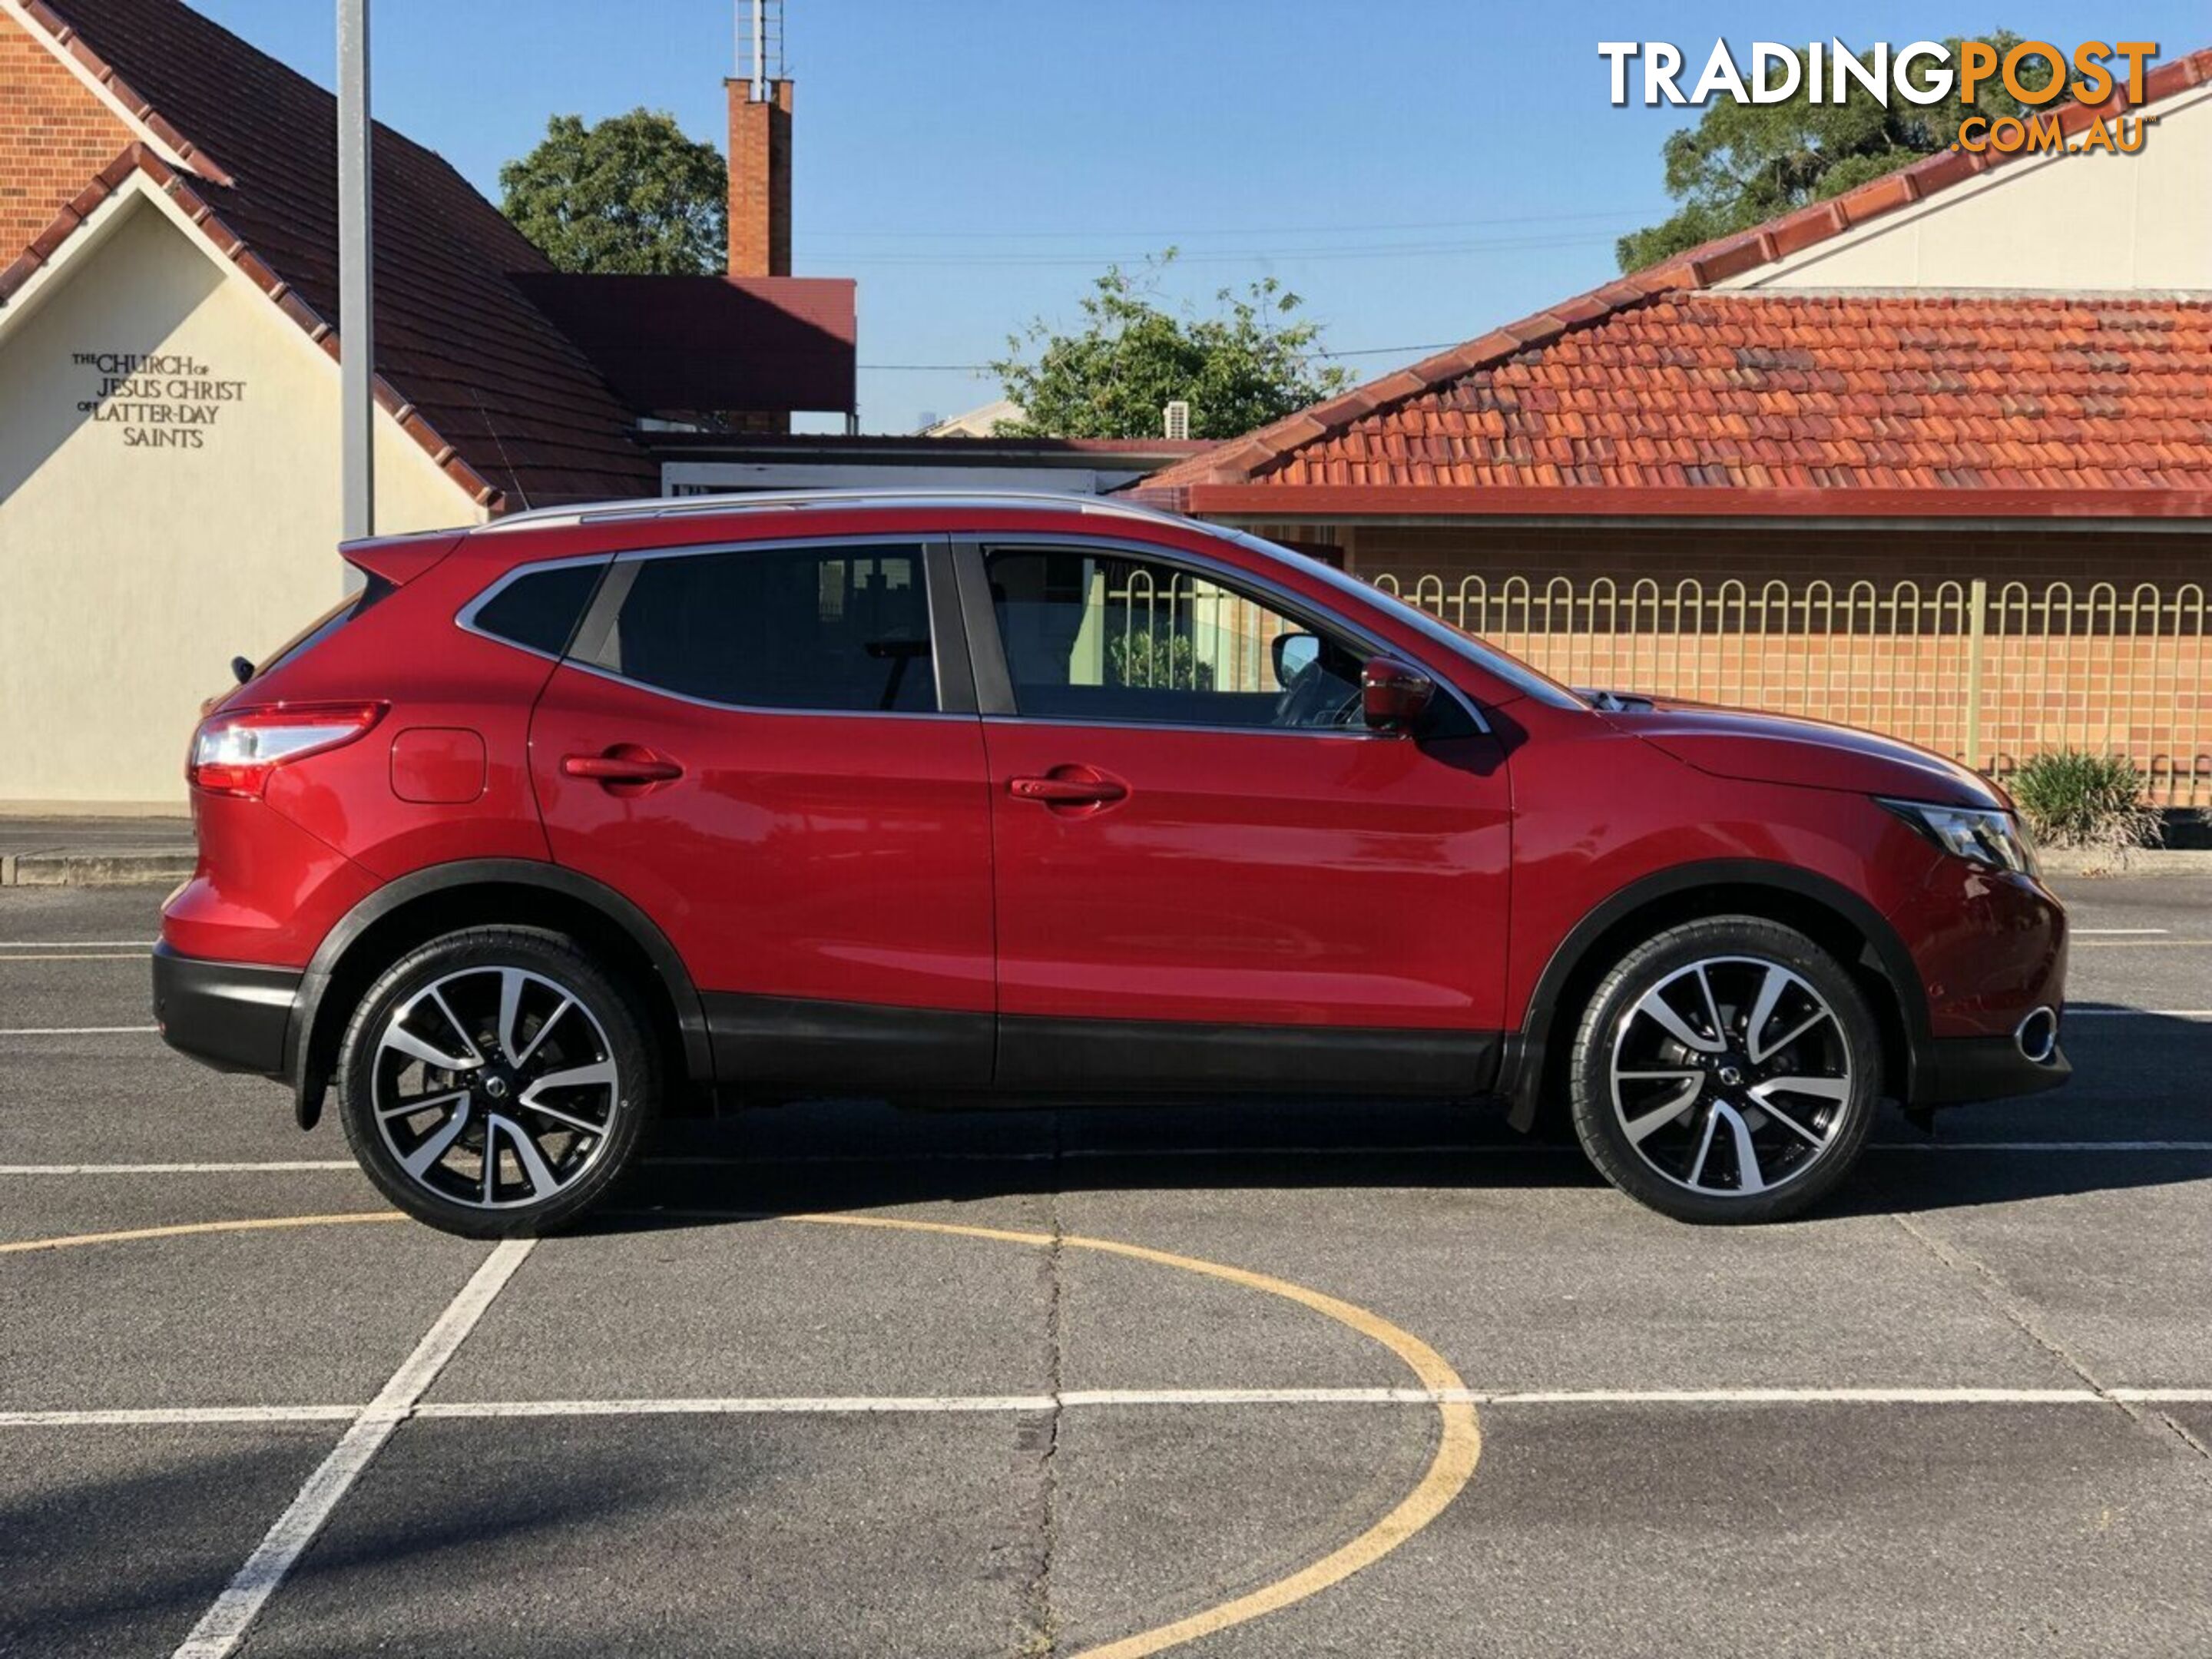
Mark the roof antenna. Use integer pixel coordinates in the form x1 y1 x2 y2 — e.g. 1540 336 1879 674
741 0 784 100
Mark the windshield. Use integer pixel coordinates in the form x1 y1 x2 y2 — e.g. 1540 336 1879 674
1220 530 1588 710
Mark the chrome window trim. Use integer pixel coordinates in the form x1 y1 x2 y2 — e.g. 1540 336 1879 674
965 531 1492 737
546 657 982 725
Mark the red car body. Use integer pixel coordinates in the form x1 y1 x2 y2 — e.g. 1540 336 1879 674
154 493 2068 1227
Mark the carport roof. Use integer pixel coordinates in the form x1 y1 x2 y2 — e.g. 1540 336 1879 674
1134 47 2212 523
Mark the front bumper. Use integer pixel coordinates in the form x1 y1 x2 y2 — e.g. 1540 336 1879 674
151 942 301 1078
1908 1029 2071 1108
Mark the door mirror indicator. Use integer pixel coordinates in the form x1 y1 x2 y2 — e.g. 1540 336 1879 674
1270 631 1321 688
1360 657 1435 735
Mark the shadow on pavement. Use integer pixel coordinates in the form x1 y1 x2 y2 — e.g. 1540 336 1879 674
580 1004 2212 1236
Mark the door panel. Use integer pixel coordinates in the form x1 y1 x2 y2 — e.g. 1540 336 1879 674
984 720 1512 1033
968 536 1513 1062
528 537 995 1087
534 668 994 1014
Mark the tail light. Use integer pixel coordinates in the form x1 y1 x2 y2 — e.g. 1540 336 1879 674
188 702 385 797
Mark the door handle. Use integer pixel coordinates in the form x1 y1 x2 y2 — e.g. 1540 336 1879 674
562 747 684 787
1009 768 1127 806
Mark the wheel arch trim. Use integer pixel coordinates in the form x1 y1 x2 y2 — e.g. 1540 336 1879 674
1499 858 1928 1131
284 858 714 1128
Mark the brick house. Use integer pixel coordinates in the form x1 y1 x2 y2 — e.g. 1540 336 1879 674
1135 51 2212 800
0 0 853 804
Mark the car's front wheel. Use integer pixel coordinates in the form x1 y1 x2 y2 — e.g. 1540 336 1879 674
336 926 656 1237
1569 917 1880 1224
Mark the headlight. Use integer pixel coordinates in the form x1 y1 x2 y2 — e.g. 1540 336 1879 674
1877 798 2037 875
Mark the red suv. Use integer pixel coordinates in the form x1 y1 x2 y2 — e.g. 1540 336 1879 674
154 492 2068 1235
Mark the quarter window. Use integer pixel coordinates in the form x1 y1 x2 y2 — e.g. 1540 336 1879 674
595 544 936 713
985 547 1368 730
472 563 602 657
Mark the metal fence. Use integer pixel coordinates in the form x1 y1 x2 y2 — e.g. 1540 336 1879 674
1369 575 2212 807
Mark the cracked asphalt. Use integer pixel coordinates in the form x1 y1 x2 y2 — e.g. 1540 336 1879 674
2 878 2210 1657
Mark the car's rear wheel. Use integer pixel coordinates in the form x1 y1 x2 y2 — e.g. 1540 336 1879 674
336 927 656 1237
1568 916 1879 1224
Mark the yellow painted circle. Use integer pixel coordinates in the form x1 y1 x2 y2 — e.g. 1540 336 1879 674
783 1210 1482 1659
6 1205 1482 1656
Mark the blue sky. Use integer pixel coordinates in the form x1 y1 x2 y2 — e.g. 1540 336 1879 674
191 2 2206 432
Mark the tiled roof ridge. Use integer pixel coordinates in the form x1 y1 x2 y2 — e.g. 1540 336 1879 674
1147 45 2212 493
0 143 502 508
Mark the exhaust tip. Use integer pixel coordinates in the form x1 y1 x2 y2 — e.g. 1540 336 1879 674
2015 1007 2059 1065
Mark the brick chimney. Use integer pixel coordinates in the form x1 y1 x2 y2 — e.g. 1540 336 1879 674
725 76 791 277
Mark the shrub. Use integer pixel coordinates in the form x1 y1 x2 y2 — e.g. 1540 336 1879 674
1108 631 1214 692
2006 750 2164 853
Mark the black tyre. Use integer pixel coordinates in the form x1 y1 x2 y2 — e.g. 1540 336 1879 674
1568 916 1880 1225
336 926 657 1237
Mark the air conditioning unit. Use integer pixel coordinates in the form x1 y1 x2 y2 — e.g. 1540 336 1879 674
1162 400 1191 441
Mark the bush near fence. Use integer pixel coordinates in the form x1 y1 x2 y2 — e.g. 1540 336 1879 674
1368 575 2210 808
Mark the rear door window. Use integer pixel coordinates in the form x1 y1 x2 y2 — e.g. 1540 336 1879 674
593 543 936 714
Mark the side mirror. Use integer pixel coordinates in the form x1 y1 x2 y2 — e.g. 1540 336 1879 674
1270 631 1320 688
1360 656 1435 734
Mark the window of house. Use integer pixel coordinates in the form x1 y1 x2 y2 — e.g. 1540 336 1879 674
985 547 1367 730
594 544 935 713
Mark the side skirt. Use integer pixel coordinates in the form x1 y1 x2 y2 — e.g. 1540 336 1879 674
703 994 1500 1102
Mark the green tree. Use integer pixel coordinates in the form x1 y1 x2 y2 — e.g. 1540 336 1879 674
500 109 727 276
991 252 1350 440
1618 35 2056 271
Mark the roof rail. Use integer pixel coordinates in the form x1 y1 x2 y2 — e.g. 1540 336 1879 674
475 487 1194 536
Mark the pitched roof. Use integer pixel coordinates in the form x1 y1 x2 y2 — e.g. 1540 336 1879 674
1242 291 2212 489
3 0 658 508
1138 46 2212 519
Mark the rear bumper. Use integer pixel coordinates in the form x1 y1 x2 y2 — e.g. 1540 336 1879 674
151 943 300 1078
1907 1030 2071 1108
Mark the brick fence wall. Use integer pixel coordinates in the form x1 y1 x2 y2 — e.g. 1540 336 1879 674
0 14 127 262
1230 521 2212 806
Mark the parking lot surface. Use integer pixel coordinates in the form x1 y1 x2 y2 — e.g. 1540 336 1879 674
4 879 2210 1657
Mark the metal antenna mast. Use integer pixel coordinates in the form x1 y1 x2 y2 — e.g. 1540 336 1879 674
741 0 785 98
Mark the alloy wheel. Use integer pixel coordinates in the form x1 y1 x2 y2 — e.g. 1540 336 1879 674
1608 955 1854 1198
370 965 622 1210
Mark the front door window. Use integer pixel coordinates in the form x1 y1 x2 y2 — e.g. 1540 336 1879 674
985 547 1367 730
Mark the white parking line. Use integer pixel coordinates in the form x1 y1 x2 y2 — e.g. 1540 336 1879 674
11 1384 2212 1432
171 1238 535 1659
0 1161 361 1174
0 1025 160 1035
0 940 159 948
2067 1009 2212 1020
0 952 150 961
0 1405 359 1427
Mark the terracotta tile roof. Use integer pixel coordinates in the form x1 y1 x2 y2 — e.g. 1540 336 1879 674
7 0 657 509
1140 46 2212 518
1259 293 2212 492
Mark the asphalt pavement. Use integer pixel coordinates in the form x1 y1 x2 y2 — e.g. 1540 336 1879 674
2 878 2209 1657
